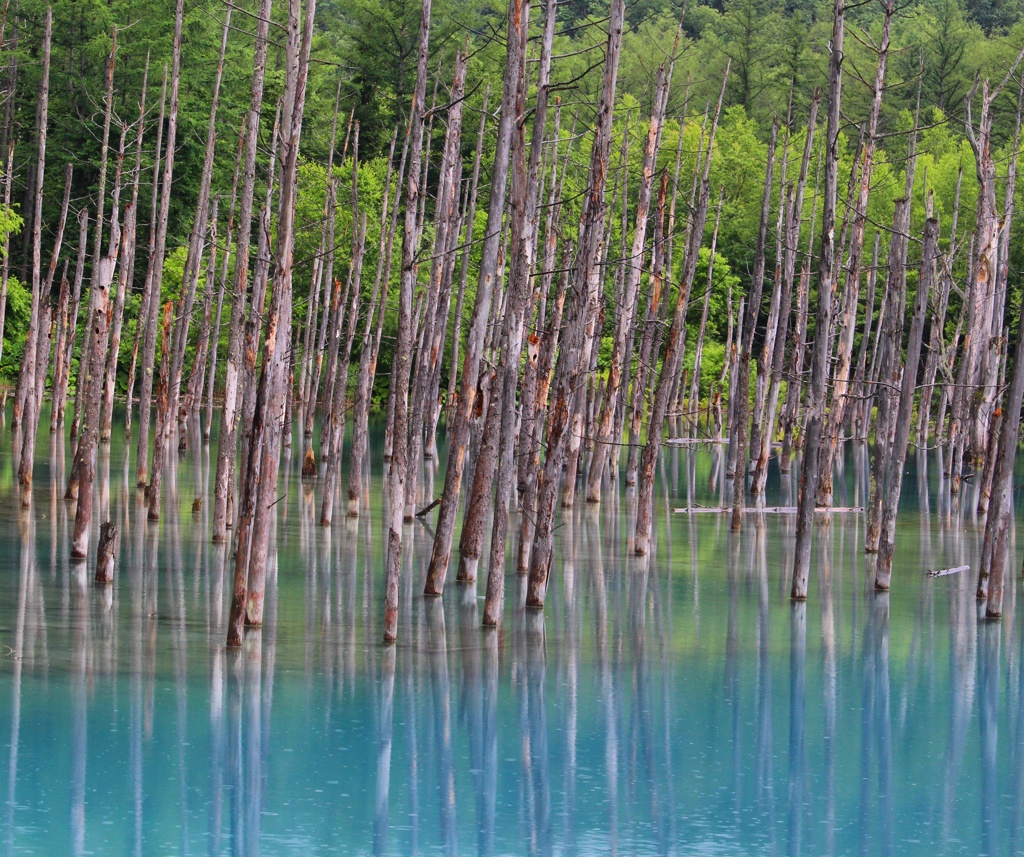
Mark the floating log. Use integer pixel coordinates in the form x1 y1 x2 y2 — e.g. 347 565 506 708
926 565 969 578
674 505 863 515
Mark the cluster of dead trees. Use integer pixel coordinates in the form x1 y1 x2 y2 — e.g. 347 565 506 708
5 0 1024 642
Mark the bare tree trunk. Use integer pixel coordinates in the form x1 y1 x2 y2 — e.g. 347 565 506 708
750 97 819 496
791 0 844 601
864 197 912 554
0 48 15 374
625 173 669 487
125 64 167 445
70 163 125 558
686 188 724 435
301 83 344 454
186 199 219 443
382 0 433 641
53 208 88 433
100 55 149 443
524 0 626 607
817 4 892 507
729 113 782 522
13 10 52 443
405 50 467 520
447 85 489 415
780 159 821 473
632 70 727 559
319 213 366 525
212 0 272 543
205 125 247 442
228 0 315 643
19 149 68 500
874 218 938 589
585 42 675 503
347 127 405 516
68 29 118 448
850 233 881 441
422 0 525 597
916 169 961 447
481 0 557 625
143 0 185 520
171 8 232 448
979 269 1024 617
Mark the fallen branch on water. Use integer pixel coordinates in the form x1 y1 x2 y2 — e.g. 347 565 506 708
926 565 969 578
673 505 863 514
416 497 441 517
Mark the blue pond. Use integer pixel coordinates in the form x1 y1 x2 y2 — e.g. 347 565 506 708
1 413 1022 855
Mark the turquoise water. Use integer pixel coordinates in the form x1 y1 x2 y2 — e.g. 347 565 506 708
2 413 1023 855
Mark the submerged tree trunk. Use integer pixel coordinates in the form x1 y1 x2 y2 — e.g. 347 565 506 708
125 63 167 445
585 40 675 504
212 0 272 543
422 0 525 598
143 0 185 520
228 0 315 645
791 0 844 601
525 0 626 608
874 218 937 590
632 69 727 559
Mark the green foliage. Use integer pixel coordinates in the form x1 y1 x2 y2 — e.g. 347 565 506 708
3 0 1024 408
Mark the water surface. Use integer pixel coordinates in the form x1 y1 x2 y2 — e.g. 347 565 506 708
1 411 1023 855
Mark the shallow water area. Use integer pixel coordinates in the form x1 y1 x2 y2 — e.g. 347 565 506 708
2 408 1024 856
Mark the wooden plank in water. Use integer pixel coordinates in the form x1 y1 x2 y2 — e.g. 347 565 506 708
926 565 970 578
673 506 864 514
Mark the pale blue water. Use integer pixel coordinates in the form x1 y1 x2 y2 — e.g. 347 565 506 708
2 412 1023 855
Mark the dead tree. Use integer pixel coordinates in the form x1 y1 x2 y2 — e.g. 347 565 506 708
380 0 433 642
212 0 272 543
421 0 525 598
874 218 938 590
817 3 892 507
948 48 1024 487
143 0 185 520
171 7 233 447
480 0 556 625
136 0 182 490
100 56 149 443
228 0 315 644
791 0 844 602
524 0 625 608
632 69 728 559
70 173 125 557
750 96 819 496
405 49 467 520
346 127 406 517
204 125 247 442
124 64 167 443
585 38 675 504
865 196 913 554
12 10 52 443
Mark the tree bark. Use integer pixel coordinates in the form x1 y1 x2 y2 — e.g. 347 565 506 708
874 218 938 590
421 0 525 597
228 0 315 643
632 69 728 559
143 0 185 520
213 0 272 543
791 0 844 600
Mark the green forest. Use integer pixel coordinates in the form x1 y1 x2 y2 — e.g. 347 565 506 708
0 0 1022 389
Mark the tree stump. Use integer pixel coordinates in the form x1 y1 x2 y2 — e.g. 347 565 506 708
301 447 317 478
95 520 117 584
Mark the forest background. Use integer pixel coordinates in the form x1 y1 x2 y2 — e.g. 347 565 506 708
0 0 1021 406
